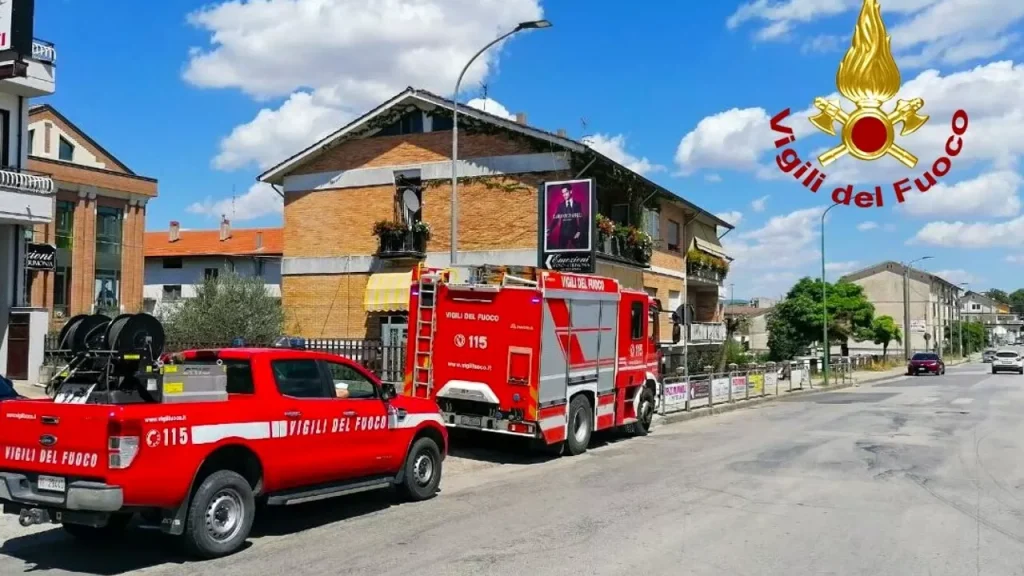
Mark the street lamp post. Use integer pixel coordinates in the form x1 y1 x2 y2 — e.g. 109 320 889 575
450 19 552 265
958 282 968 357
902 256 933 360
820 202 842 386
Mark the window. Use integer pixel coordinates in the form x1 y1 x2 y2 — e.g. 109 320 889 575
53 200 74 317
996 351 1019 358
163 257 182 269
643 209 660 241
430 113 454 131
55 200 74 249
322 361 378 399
911 353 939 361
272 359 328 398
27 129 34 154
187 358 255 394
666 219 681 251
96 206 123 256
204 268 219 280
668 290 682 314
630 301 644 340
376 111 424 136
53 265 71 317
610 204 629 226
971 303 981 311
255 259 265 277
162 285 182 301
58 136 74 161
94 269 121 313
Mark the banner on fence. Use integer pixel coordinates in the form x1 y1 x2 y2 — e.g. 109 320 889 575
691 379 711 400
748 373 764 395
791 369 805 387
731 375 747 397
664 381 689 403
765 372 778 391
711 378 730 402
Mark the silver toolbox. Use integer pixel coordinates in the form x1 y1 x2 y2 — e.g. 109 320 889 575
160 363 228 403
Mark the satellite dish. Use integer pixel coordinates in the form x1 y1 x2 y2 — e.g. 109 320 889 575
402 188 421 213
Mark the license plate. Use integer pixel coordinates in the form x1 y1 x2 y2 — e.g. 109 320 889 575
37 475 65 493
460 416 482 427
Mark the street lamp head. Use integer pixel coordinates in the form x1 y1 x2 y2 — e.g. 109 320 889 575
516 19 552 30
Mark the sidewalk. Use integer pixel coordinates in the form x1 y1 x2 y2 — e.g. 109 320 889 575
12 380 47 399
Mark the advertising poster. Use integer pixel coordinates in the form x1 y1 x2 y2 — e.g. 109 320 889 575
539 178 595 273
690 378 711 400
791 368 805 388
731 376 747 398
765 372 778 392
663 381 689 404
711 378 730 402
748 373 764 395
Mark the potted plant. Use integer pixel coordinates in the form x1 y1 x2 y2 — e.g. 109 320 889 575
627 227 653 265
372 220 409 252
410 221 431 252
612 224 632 257
596 214 615 253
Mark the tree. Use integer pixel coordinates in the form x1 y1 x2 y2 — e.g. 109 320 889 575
945 320 986 354
985 289 1010 305
765 278 875 361
870 315 902 358
717 315 750 371
1008 289 1024 315
161 272 284 345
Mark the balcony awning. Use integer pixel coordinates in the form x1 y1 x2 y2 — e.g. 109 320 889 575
364 272 412 312
692 237 730 260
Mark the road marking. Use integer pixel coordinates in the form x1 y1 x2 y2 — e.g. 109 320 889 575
951 397 973 406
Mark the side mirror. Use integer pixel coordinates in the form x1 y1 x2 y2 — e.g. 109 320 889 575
380 382 397 401
653 298 663 312
672 323 682 344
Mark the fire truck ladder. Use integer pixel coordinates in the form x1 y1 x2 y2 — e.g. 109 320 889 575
411 272 441 398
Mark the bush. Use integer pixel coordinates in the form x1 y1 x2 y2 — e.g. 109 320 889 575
160 272 283 345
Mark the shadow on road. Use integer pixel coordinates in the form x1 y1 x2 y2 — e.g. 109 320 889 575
446 427 634 464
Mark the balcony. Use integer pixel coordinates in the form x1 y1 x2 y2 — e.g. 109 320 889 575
688 322 727 344
373 220 429 259
0 38 56 97
687 262 724 285
686 248 728 286
0 167 55 224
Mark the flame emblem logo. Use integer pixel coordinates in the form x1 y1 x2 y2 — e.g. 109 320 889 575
808 0 929 168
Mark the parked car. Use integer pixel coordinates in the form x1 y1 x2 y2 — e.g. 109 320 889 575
907 352 945 376
991 350 1024 374
983 349 997 363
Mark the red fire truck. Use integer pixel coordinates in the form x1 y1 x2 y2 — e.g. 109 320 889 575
404 265 680 455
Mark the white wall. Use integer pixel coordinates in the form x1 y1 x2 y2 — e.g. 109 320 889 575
143 255 282 314
27 118 105 168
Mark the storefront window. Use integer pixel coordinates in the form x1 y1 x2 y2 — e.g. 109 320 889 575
94 269 121 315
95 206 123 315
53 200 74 317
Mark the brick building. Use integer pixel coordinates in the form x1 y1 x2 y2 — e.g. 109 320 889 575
258 87 730 352
25 104 158 327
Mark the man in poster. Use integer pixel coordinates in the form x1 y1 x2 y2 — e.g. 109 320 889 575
549 183 588 250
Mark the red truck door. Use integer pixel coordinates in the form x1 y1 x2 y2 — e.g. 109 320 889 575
318 358 398 476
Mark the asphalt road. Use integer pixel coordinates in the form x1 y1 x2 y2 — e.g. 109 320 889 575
3 359 1024 575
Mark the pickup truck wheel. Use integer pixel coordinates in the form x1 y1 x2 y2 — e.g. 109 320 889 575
63 512 132 542
565 395 593 456
183 470 255 559
398 437 442 501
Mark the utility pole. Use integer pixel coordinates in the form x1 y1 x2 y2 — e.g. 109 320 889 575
902 256 932 360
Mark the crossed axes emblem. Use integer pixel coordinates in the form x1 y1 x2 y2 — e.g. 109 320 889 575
809 97 929 168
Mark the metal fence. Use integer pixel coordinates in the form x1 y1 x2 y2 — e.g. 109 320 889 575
43 334 407 384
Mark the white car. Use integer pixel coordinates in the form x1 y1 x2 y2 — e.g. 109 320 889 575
991 350 1024 374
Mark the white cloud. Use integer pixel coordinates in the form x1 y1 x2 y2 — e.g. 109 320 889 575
1006 254 1024 263
723 206 825 295
582 134 664 176
674 107 815 175
726 0 1024 68
750 195 770 212
466 97 515 120
186 183 283 222
911 214 1024 247
825 260 861 278
705 173 723 183
932 269 981 285
899 170 1021 218
857 221 879 231
802 34 848 54
185 0 544 171
884 223 899 231
715 211 744 226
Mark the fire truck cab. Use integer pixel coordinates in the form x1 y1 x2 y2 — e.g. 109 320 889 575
405 265 680 455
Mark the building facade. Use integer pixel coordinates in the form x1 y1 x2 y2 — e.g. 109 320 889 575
25 105 158 332
143 220 282 315
841 261 961 355
960 291 1021 346
258 88 731 353
725 305 772 354
0 6 58 381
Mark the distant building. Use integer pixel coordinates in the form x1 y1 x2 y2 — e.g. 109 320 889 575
749 296 776 309
143 220 282 315
724 305 773 353
960 291 1021 345
840 261 961 355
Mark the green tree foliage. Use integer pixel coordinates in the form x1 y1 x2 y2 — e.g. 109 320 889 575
766 277 875 360
870 315 902 358
945 320 987 354
160 272 284 345
985 289 1010 305
1008 289 1024 315
717 315 750 371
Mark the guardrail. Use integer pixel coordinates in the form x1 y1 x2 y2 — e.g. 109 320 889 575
0 167 54 195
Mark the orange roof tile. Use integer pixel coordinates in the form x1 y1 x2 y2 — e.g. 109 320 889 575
145 228 283 258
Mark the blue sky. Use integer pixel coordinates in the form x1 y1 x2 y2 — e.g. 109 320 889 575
33 0 1024 299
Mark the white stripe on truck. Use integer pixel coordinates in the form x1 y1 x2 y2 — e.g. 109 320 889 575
178 413 445 446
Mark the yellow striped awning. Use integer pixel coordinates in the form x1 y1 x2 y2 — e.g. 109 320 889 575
692 237 731 261
364 272 413 312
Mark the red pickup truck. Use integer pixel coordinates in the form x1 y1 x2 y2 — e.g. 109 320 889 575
0 340 447 559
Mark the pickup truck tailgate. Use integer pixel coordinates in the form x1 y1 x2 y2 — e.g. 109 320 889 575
0 400 111 475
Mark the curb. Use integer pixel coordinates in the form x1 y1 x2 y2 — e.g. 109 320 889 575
654 358 974 427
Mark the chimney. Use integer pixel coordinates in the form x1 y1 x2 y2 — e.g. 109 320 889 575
515 112 527 125
556 128 566 137
219 215 231 241
169 221 180 242
255 231 263 250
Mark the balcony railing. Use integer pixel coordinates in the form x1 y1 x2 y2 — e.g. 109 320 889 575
687 262 724 284
688 322 727 344
0 167 54 195
31 39 56 64
596 236 651 268
376 231 427 258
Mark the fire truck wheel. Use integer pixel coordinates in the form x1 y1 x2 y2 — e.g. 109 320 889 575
183 470 255 559
62 512 132 542
398 437 443 501
632 386 656 437
566 395 593 456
